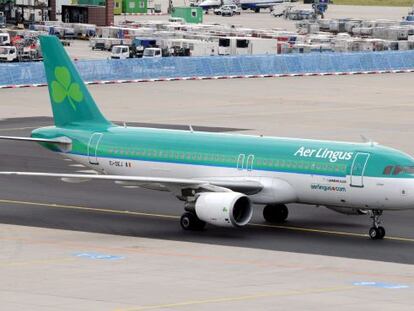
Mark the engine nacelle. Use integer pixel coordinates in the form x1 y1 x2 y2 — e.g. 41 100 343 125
195 192 253 227
326 206 367 215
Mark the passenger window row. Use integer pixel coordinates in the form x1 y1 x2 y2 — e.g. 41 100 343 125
105 147 346 172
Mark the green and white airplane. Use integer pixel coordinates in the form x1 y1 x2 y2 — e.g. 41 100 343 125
1 36 413 240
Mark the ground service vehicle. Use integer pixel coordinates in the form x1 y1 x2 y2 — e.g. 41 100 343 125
221 6 234 16
0 45 42 62
111 45 130 59
131 38 158 58
218 37 277 55
0 32 10 45
214 5 241 15
142 47 162 58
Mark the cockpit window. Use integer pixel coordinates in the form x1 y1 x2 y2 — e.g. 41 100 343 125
383 165 393 175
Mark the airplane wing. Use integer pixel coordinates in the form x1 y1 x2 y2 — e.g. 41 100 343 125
0 136 72 144
0 172 263 195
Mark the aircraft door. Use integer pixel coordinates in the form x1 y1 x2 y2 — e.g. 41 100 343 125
350 152 370 187
246 154 254 172
88 132 103 165
237 154 245 170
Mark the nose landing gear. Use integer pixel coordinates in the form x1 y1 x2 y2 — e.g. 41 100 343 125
368 209 385 240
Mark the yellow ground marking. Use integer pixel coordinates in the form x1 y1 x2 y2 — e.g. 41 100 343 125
0 199 412 284
114 285 356 311
250 222 370 238
0 199 179 220
0 198 413 242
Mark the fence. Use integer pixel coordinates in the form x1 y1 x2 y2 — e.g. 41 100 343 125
1 50 414 87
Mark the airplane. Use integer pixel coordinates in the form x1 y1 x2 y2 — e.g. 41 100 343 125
197 0 285 13
0 35 413 240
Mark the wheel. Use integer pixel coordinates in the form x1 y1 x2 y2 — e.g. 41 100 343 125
180 212 206 231
369 227 385 240
369 227 378 239
254 8 260 13
377 226 386 239
263 204 288 223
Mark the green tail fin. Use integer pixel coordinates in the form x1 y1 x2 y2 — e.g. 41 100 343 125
40 36 111 128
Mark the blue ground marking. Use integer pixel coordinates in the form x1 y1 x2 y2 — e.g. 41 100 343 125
353 282 409 289
74 252 125 260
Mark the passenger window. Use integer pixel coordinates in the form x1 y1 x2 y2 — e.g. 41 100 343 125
393 166 403 175
383 165 393 175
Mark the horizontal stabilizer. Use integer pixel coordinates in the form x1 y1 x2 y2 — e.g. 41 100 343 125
0 136 72 144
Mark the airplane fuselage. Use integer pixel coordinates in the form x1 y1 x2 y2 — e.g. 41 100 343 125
33 125 414 212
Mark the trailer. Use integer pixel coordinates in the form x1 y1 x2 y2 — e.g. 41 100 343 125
161 38 218 56
218 37 277 56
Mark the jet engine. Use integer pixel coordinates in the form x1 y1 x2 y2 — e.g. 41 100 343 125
195 192 253 227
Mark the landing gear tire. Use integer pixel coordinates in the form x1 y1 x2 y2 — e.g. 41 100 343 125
368 210 385 240
377 226 386 239
263 204 288 223
180 212 206 231
369 226 385 240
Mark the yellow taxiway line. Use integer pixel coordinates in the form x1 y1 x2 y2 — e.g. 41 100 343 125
0 198 413 242
114 285 356 311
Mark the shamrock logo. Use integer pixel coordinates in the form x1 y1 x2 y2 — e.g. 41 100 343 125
51 66 83 111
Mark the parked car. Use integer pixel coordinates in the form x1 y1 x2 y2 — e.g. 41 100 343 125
214 5 241 16
221 6 234 16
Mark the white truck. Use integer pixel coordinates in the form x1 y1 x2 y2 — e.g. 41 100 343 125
0 46 16 61
143 47 162 58
110 45 130 59
0 45 42 62
0 33 10 46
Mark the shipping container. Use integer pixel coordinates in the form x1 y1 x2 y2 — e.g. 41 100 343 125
122 0 147 13
62 5 106 26
78 0 105 5
171 7 202 24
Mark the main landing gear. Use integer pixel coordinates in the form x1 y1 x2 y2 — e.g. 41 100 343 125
263 204 289 223
180 212 206 231
368 209 385 240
